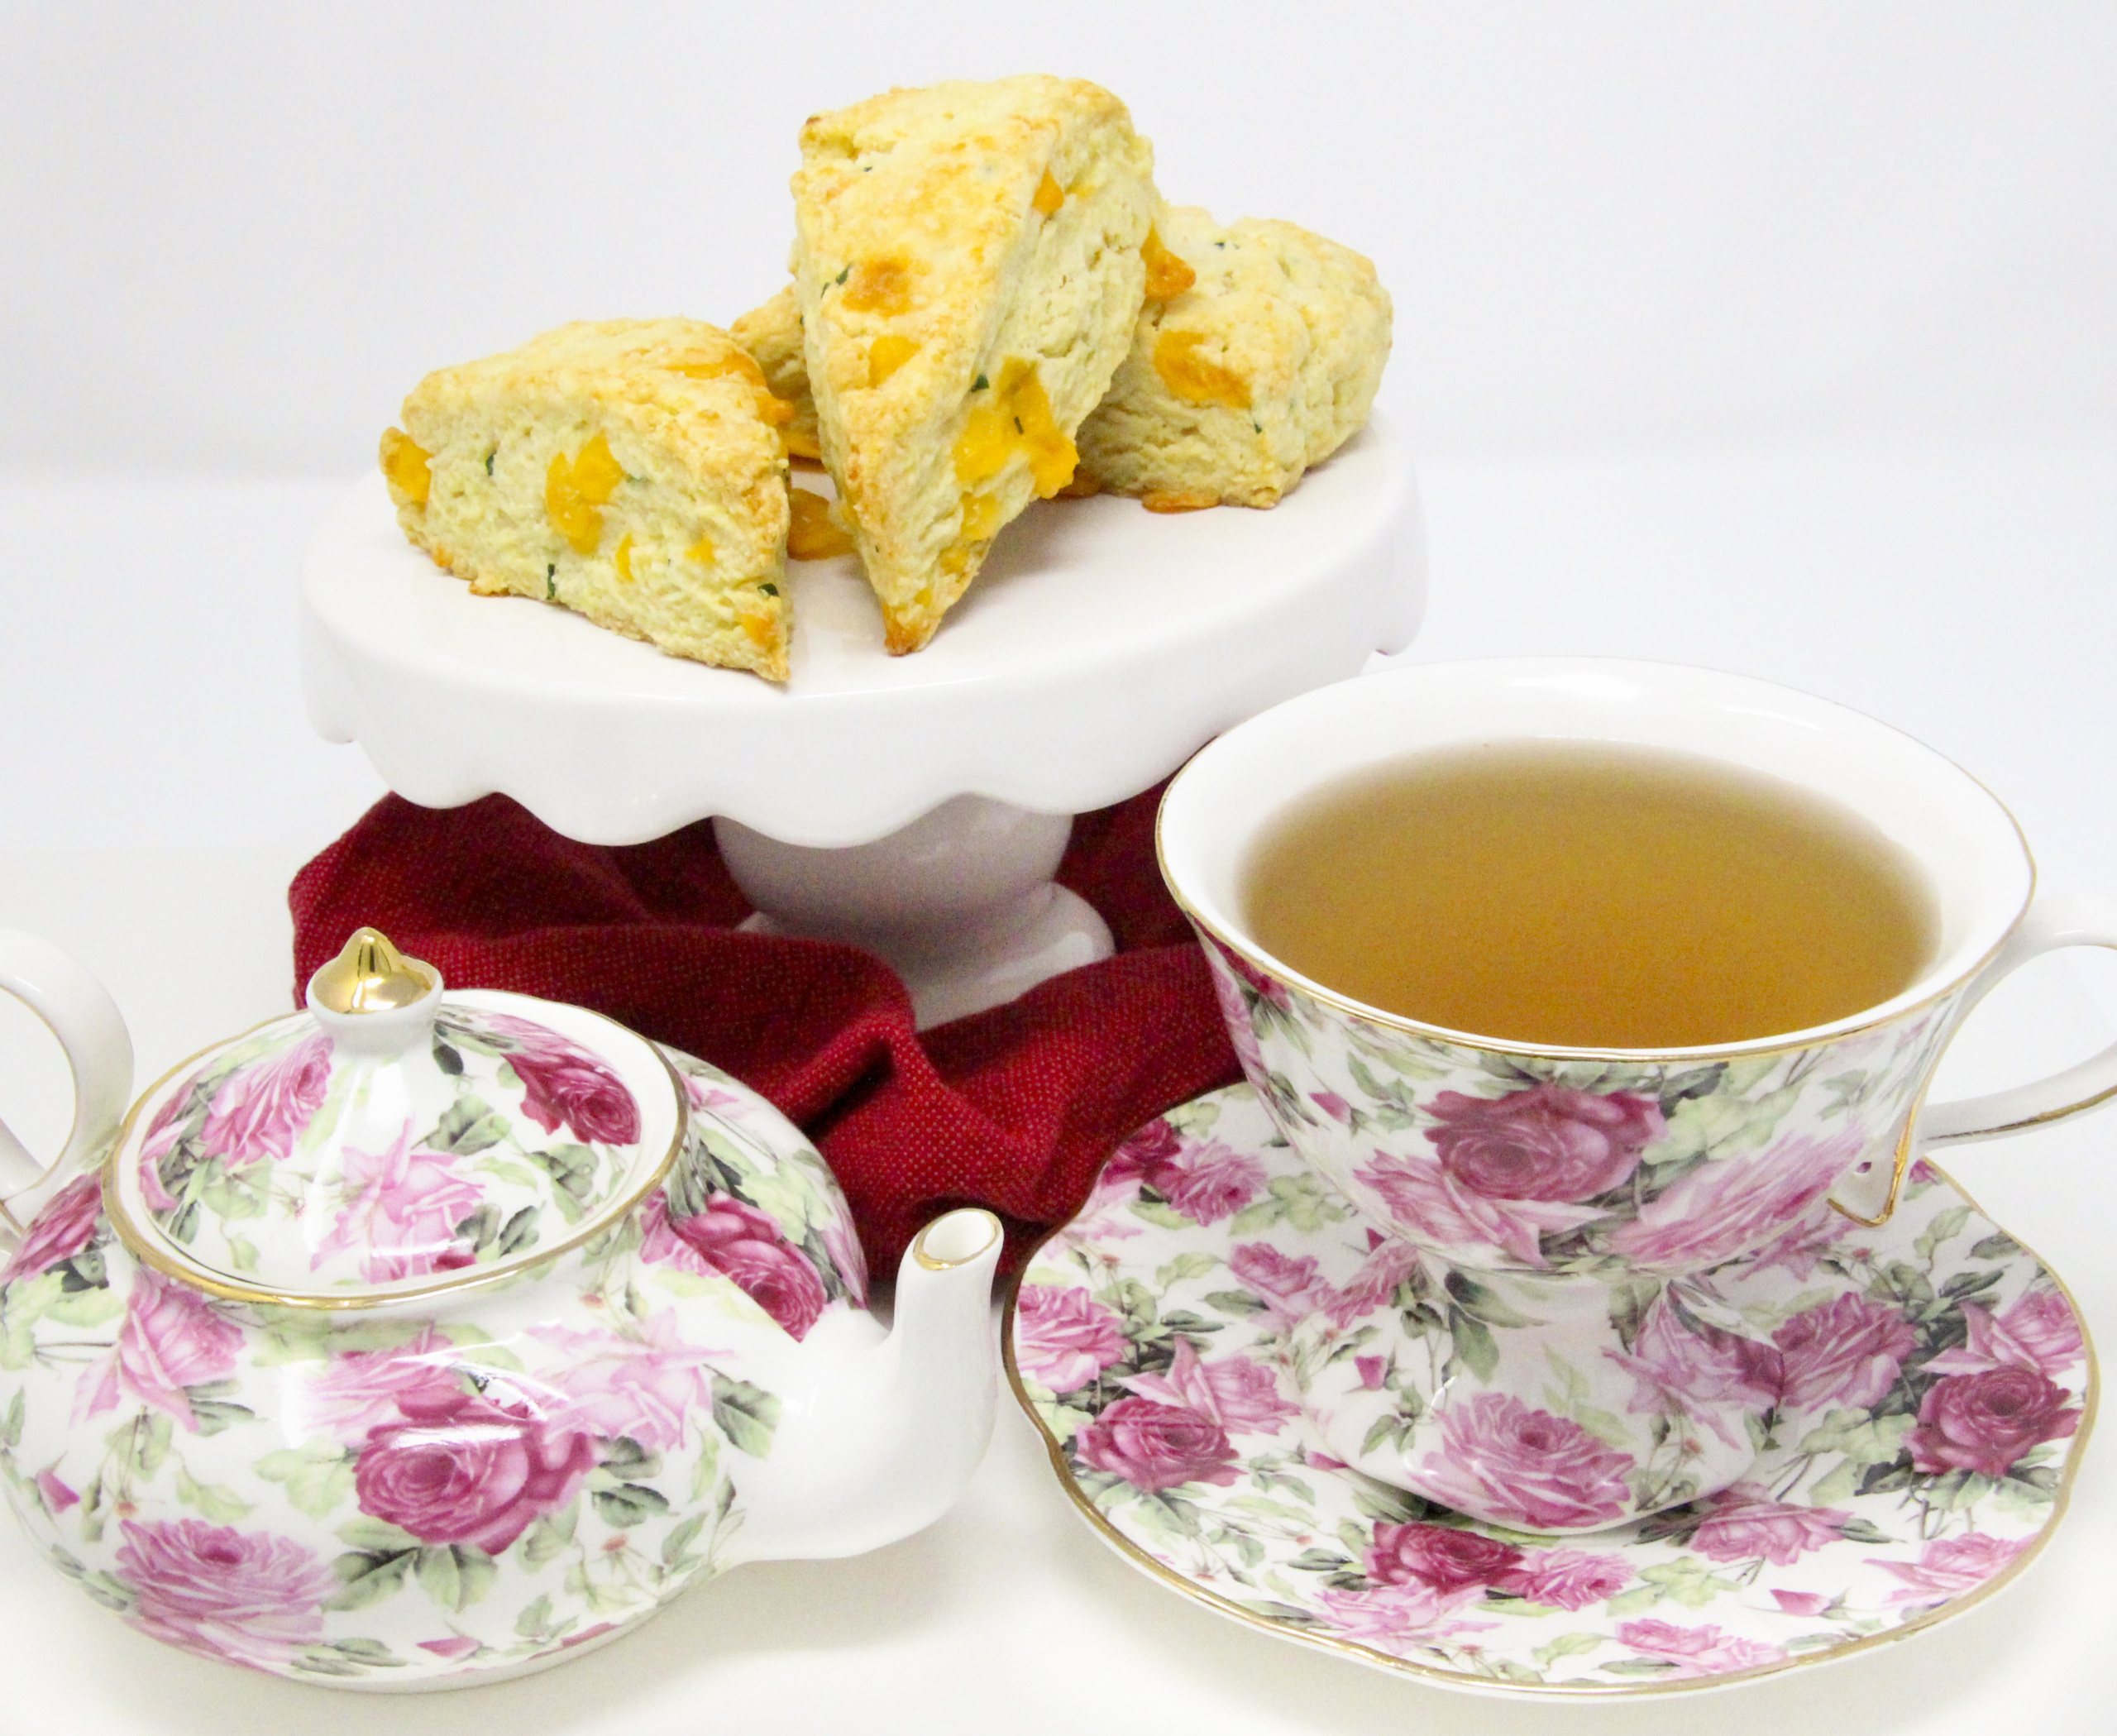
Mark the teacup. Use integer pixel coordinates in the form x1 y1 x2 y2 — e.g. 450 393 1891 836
1159 657 2117 1532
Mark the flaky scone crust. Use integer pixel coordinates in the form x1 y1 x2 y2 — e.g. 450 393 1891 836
1076 207 1391 509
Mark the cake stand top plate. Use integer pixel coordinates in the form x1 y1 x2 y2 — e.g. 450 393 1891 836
300 417 1422 847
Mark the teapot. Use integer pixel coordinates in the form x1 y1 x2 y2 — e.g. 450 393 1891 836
0 925 1002 1688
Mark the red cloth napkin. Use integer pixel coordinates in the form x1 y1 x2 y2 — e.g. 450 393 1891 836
289 787 1239 1277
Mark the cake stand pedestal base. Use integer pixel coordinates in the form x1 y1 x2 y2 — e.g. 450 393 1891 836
715 796 1114 1028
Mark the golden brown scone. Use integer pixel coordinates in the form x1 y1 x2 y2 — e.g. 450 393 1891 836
792 75 1158 653
379 319 795 681
1076 206 1391 509
731 286 822 461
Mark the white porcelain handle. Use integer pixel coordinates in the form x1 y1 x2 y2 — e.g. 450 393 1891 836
0 930 133 1233
1919 893 2117 1146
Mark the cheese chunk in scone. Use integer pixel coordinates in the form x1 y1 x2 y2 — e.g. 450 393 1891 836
792 76 1157 653
1076 206 1391 509
730 286 822 461
380 319 796 681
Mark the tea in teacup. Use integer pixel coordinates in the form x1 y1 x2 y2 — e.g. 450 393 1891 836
1240 739 1940 1049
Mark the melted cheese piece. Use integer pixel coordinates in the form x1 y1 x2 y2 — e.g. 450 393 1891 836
788 485 853 560
952 358 1077 497
544 433 625 554
545 458 596 552
1152 329 1250 409
1141 227 1196 302
958 490 1002 542
867 334 920 386
380 428 432 505
571 433 624 503
841 256 917 316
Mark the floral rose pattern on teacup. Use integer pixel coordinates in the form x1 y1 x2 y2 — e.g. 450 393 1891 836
1606 1133 1862 1274
1200 936 1957 1279
0 1046 871 1684
1605 1291 1781 1449
1425 1084 1663 1203
1010 1085 2092 1692
1772 1291 1919 1413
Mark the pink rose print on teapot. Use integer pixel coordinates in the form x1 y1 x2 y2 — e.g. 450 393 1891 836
116 1519 340 1673
353 1389 600 1556
0 924 1008 1689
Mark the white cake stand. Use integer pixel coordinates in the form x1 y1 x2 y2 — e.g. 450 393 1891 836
301 418 1424 1026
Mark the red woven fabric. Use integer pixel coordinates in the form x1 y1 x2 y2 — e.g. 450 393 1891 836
288 788 1239 1276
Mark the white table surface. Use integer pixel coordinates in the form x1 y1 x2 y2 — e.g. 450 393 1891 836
2 447 2114 1733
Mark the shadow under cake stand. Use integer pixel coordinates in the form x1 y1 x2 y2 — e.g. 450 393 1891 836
299 418 1423 1026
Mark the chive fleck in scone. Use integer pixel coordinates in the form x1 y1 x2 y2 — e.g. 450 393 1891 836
792 76 1158 653
732 283 820 460
379 318 796 681
1076 206 1391 510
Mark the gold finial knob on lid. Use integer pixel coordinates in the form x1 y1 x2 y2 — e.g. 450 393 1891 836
310 928 437 1014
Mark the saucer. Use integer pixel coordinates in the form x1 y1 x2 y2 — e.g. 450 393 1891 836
1004 1083 2095 1697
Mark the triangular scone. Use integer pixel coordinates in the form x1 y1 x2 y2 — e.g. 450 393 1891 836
380 319 796 681
1075 207 1391 510
792 76 1157 653
730 286 822 461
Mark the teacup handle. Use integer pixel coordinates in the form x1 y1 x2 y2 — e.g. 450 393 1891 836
0 930 133 1241
1918 893 2117 1148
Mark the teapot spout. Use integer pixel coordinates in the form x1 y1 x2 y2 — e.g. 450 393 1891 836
881 1208 1006 1527
728 1208 1003 1564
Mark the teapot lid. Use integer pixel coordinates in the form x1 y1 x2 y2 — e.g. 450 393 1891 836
103 930 686 1307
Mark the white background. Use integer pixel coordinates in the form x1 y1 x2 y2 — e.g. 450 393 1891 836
6 2 2116 475
2 4 2115 1732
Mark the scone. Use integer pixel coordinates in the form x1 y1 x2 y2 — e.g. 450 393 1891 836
380 318 796 681
791 75 1157 653
1076 206 1391 509
730 286 821 461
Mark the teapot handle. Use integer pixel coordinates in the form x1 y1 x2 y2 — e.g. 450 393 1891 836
0 930 133 1240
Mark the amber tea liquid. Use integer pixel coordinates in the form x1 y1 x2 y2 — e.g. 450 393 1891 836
1240 741 1939 1049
